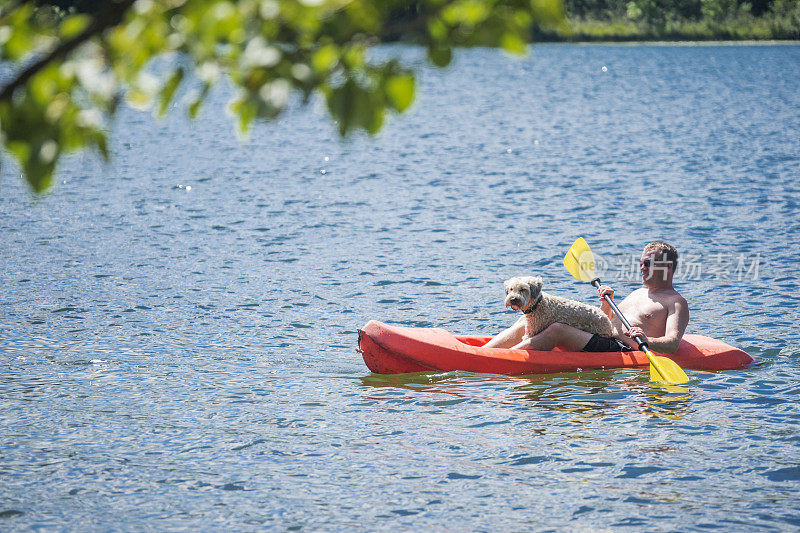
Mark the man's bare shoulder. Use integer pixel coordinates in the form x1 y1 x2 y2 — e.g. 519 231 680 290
658 288 688 309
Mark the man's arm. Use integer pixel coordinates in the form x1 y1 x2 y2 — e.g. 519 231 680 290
598 285 625 336
642 298 689 354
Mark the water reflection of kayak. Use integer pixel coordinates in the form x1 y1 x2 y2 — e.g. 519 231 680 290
358 320 754 375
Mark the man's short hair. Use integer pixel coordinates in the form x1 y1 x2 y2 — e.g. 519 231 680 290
644 241 678 268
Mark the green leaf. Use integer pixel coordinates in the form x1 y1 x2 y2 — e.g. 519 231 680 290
325 80 355 135
325 78 383 136
500 32 527 55
311 44 339 74
189 83 211 118
93 131 110 161
342 46 365 69
188 98 203 118
230 96 257 136
22 140 58 194
6 141 31 170
126 88 151 110
158 67 184 117
428 45 452 67
60 14 90 40
30 66 59 106
442 0 490 26
2 4 35 61
427 18 448 40
385 74 415 112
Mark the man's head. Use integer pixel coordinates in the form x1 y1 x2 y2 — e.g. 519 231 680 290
641 242 678 284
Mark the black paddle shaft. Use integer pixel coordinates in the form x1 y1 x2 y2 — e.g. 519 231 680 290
590 278 649 351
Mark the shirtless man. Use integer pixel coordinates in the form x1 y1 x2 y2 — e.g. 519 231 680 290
488 242 689 353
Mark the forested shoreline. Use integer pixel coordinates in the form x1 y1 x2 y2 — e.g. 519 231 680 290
40 0 800 42
550 0 800 41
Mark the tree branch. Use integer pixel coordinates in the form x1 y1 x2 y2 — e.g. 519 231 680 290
0 0 136 103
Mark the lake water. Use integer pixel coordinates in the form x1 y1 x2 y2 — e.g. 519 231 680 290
2 43 799 530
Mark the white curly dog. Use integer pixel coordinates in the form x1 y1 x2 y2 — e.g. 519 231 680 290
484 275 612 349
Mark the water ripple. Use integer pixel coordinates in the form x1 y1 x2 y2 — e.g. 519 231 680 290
1 43 800 530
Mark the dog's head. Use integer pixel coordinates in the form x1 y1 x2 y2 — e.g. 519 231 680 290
503 276 543 312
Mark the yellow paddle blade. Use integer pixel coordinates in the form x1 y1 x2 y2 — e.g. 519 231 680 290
563 237 597 282
647 353 689 385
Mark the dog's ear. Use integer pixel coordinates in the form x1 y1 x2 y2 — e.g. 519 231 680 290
527 276 543 297
503 278 513 294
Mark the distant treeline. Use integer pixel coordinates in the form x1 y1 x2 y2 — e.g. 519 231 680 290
557 0 800 40
43 0 800 41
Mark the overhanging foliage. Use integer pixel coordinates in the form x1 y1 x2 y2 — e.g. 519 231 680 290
0 0 564 193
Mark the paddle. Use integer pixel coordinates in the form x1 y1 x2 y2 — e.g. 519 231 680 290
563 238 689 385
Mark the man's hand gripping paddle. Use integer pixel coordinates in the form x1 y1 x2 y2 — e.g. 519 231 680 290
563 238 689 385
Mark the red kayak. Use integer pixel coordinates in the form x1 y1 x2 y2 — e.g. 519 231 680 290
358 320 753 375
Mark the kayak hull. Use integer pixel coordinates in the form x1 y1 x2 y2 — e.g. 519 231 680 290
358 320 753 375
